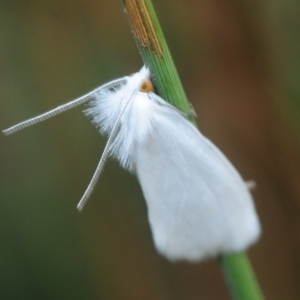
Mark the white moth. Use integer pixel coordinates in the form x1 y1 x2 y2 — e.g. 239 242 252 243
3 66 260 261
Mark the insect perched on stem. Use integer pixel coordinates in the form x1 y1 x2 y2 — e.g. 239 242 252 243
3 66 260 261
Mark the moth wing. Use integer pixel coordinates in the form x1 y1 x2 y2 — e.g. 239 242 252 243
134 104 260 261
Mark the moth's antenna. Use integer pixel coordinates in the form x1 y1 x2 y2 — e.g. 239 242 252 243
3 78 127 136
77 91 136 212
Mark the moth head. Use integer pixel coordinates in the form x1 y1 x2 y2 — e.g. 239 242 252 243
129 66 154 93
140 79 154 93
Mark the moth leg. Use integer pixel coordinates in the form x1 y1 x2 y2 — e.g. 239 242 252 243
188 102 197 118
246 180 257 191
148 92 193 119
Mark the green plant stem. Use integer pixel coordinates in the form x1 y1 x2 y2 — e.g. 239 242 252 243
220 253 264 300
122 0 190 114
121 1 264 299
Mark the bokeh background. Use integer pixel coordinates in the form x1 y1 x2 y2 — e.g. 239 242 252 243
1 1 300 299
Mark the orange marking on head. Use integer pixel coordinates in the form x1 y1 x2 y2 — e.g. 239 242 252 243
140 79 154 93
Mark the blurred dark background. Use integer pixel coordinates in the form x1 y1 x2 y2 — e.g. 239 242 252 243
1 1 300 299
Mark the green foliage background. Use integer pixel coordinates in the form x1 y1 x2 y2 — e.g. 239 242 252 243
0 1 299 299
